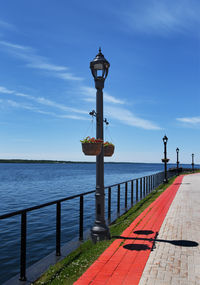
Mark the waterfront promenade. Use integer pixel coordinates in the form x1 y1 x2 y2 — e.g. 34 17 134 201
74 174 200 284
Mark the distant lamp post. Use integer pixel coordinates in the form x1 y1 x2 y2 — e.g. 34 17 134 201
162 135 169 183
192 153 194 172
90 48 110 242
176 147 179 175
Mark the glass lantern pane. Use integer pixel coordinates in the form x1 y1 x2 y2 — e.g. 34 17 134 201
97 70 103 77
94 63 103 70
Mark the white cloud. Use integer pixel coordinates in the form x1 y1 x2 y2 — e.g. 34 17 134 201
105 106 161 130
0 86 14 94
177 116 200 124
121 0 200 35
81 86 125 104
15 92 87 114
0 85 88 120
27 62 68 72
1 83 161 129
56 72 83 81
0 20 15 31
0 40 30 51
0 40 83 81
4 99 87 120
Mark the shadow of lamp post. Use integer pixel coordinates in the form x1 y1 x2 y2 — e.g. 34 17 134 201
176 147 179 175
192 153 194 172
162 135 169 183
90 48 110 242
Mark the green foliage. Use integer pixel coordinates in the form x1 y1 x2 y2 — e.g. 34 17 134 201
80 136 103 144
104 141 114 146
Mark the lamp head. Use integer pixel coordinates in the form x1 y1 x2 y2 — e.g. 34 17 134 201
90 48 110 80
163 135 168 143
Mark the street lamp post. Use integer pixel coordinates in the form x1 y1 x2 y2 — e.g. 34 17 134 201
162 135 169 183
176 147 179 175
90 48 110 242
192 153 194 172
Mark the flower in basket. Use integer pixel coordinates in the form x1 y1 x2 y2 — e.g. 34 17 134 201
80 136 103 144
104 141 115 157
81 137 103 156
104 141 114 147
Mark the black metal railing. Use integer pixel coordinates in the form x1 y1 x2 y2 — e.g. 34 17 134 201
0 170 177 282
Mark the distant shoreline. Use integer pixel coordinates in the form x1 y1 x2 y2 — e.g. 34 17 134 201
0 159 87 164
0 159 164 164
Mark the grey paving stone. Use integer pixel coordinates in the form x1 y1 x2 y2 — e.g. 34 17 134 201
139 174 200 285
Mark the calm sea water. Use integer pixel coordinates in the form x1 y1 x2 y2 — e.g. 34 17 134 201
0 162 192 283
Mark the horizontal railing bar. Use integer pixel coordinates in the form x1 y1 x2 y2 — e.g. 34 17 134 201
0 170 172 220
104 171 163 189
0 189 96 220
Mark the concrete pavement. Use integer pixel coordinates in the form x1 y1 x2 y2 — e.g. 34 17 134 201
139 173 200 285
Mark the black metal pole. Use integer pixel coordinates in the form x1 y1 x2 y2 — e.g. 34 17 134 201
20 212 27 281
91 78 110 242
192 153 194 172
176 148 179 175
164 141 168 183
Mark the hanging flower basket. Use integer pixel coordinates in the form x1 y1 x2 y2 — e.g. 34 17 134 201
162 158 170 163
81 137 103 156
104 142 115 157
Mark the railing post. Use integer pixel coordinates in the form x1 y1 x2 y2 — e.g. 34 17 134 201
131 180 133 206
146 176 148 194
56 202 61 255
143 177 145 197
136 179 138 201
20 211 27 281
79 196 84 241
117 184 120 214
108 187 111 222
148 176 150 192
149 176 151 192
125 182 128 209
140 178 142 199
150 176 152 191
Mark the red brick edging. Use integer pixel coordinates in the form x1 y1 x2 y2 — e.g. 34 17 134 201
74 175 184 285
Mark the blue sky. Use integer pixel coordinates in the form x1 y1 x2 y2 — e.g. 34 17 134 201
0 0 200 163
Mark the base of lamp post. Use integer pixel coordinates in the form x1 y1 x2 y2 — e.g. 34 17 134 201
163 178 168 184
91 222 110 243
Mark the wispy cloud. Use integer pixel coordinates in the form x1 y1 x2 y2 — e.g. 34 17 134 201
121 0 200 35
27 62 68 72
0 40 29 50
0 20 15 31
1 84 161 130
15 92 87 114
0 40 83 81
177 116 200 125
3 99 88 120
105 106 161 130
56 72 83 81
81 86 125 104
0 86 14 94
0 85 88 119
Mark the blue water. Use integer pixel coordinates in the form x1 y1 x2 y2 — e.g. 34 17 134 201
0 162 193 283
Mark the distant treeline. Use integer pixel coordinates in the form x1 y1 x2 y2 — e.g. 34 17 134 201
0 159 74 164
0 159 136 164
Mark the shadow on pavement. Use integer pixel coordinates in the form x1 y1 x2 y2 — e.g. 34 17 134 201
123 244 151 251
112 229 199 250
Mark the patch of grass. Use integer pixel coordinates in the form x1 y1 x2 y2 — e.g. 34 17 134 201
33 176 176 285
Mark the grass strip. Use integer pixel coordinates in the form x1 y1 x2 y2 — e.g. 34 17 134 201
33 176 177 285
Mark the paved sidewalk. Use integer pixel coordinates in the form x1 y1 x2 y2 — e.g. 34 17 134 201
139 173 200 285
74 175 187 285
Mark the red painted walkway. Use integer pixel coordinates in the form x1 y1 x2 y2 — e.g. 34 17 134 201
74 175 184 285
